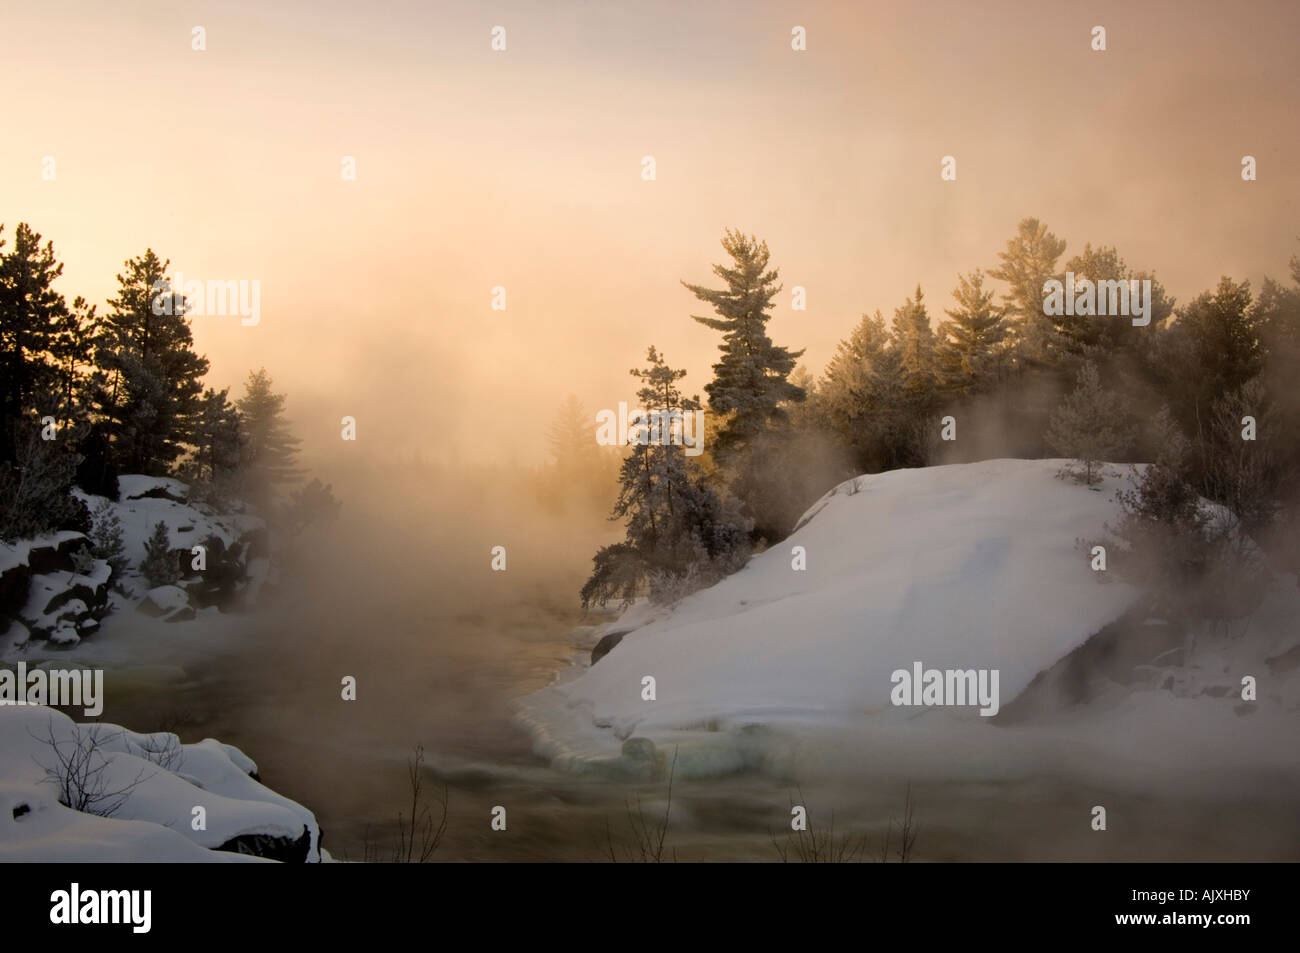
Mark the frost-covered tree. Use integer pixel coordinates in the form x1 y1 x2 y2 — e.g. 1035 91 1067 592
581 347 749 609
891 285 937 397
0 422 84 542
818 311 896 471
1045 362 1133 484
682 230 805 463
87 498 127 576
283 478 342 535
186 387 243 489
989 217 1066 364
237 368 301 505
936 269 1009 395
140 520 179 588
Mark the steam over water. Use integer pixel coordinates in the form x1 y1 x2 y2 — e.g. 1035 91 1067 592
99 464 1300 861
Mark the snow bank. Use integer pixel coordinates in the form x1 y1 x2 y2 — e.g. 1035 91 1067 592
517 459 1147 775
0 705 319 862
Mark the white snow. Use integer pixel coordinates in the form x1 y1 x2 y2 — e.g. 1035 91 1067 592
116 475 191 501
0 705 318 862
141 585 189 614
516 459 1300 780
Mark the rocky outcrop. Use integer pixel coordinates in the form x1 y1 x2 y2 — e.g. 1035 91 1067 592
215 824 314 863
591 630 631 665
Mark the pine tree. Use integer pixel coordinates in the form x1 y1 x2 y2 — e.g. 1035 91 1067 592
1059 243 1174 356
818 311 893 470
936 269 1009 395
891 285 937 396
1155 278 1261 435
188 387 243 487
545 394 597 470
92 250 210 475
0 224 94 462
237 368 302 504
681 230 805 462
989 217 1067 364
87 498 128 576
1045 362 1133 484
581 347 749 609
141 520 180 588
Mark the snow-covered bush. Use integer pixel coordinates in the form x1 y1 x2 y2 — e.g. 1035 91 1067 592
87 497 127 576
140 521 180 588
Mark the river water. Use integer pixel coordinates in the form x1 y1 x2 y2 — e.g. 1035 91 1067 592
89 474 1300 862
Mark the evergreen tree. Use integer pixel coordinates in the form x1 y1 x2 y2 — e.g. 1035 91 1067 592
140 520 180 588
936 269 1009 395
891 285 937 396
581 347 749 609
87 498 128 577
1045 362 1133 484
1059 243 1174 356
989 217 1067 364
681 230 805 462
545 394 598 471
0 423 83 541
237 368 302 503
1155 277 1261 433
0 224 93 461
818 311 896 471
188 387 243 487
92 250 210 475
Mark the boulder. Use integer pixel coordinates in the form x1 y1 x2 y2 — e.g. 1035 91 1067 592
137 585 191 618
591 630 631 666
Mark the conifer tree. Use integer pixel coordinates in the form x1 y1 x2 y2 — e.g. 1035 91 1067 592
681 230 805 462
141 520 180 588
237 368 302 503
189 387 243 487
0 224 94 461
1045 362 1133 484
92 251 209 475
989 217 1066 364
936 269 1009 395
582 347 749 608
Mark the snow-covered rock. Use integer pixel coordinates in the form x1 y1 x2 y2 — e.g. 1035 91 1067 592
516 459 1166 776
0 705 319 862
116 475 191 502
137 585 190 617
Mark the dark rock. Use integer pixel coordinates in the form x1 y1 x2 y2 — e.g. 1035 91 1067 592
591 630 632 666
164 606 196 623
131 485 188 503
0 563 30 620
215 824 312 863
1266 643 1300 675
26 534 87 575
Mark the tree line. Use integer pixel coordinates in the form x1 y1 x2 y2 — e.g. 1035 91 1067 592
583 220 1300 609
0 222 322 542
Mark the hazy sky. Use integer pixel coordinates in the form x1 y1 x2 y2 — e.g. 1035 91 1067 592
3 0 1297 465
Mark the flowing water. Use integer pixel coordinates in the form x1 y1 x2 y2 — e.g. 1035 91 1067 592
89 475 1300 862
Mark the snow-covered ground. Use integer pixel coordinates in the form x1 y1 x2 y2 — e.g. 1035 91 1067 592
516 459 1300 787
0 704 319 862
2 474 269 654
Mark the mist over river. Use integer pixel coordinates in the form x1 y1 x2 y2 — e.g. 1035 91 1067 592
87 466 1300 862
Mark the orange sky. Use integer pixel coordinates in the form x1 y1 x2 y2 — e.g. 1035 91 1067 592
3 0 1297 465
